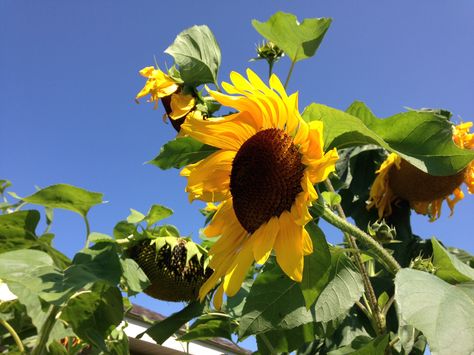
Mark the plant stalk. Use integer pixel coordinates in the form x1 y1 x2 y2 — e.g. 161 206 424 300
322 181 400 335
32 306 60 355
84 216 91 248
0 318 25 353
283 59 296 89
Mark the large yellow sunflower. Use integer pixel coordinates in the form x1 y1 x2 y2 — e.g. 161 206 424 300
135 66 195 121
368 122 474 221
179 69 339 308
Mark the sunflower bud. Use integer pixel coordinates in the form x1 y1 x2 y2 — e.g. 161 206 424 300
254 41 284 65
409 255 437 274
367 219 396 243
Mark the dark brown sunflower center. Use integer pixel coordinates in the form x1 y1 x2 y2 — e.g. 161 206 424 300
230 128 305 233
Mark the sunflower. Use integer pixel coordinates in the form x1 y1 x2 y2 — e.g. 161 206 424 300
368 122 474 221
179 69 339 308
135 66 195 122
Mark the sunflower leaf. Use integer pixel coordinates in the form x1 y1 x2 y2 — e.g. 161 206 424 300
300 222 332 309
395 268 474 355
303 102 474 175
22 184 103 217
149 136 218 170
178 314 235 342
326 334 389 355
431 238 474 283
165 25 221 86
238 263 315 339
252 12 331 62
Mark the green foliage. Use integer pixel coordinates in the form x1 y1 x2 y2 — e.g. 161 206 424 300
252 12 331 63
327 334 389 355
149 136 218 170
395 269 474 355
165 25 221 86
22 184 103 217
300 222 332 308
144 301 206 344
431 237 474 283
178 314 236 342
303 102 474 175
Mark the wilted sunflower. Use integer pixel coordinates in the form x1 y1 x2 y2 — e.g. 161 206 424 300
368 122 474 221
180 69 339 307
135 66 195 124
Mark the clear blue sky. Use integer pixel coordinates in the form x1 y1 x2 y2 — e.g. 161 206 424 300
2 1 473 351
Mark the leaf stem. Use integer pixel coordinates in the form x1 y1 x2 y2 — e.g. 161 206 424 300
84 215 91 248
322 180 400 335
0 318 25 353
32 306 60 355
259 333 276 354
283 59 296 89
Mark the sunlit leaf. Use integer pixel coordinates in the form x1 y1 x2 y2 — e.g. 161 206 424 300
300 222 332 308
165 25 221 86
431 238 474 283
144 301 206 344
120 257 150 296
252 12 331 62
238 263 314 338
126 208 145 224
22 184 103 217
144 204 173 226
314 254 364 322
395 268 474 355
303 102 474 175
149 136 218 170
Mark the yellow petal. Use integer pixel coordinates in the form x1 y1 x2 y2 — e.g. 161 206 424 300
223 239 255 296
213 283 225 310
252 217 279 264
180 150 235 202
169 93 195 119
204 200 234 237
181 112 257 151
273 211 304 282
290 192 313 225
302 227 313 255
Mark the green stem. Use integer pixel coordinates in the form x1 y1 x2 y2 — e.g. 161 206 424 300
84 216 91 248
283 59 296 89
321 206 401 274
260 333 276 354
268 60 274 79
0 318 25 353
32 306 60 355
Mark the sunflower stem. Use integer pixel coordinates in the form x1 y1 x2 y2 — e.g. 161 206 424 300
84 215 91 248
0 318 25 353
322 180 400 336
283 59 296 89
259 333 276 353
32 306 60 355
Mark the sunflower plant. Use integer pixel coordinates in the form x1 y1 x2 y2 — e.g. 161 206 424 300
1 11 474 355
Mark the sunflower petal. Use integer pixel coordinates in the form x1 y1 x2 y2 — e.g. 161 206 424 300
169 93 195 119
274 211 304 282
223 239 255 296
252 217 279 264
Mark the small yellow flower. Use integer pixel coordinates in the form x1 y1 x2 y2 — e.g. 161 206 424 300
136 66 195 120
180 69 339 308
368 122 474 221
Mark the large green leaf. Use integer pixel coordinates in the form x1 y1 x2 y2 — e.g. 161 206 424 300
144 301 206 344
120 257 150 296
327 335 389 355
165 25 221 86
149 136 218 170
0 250 71 346
395 268 474 355
22 184 103 217
238 263 314 338
256 323 319 354
431 238 474 283
178 314 235 342
300 222 332 308
303 102 474 175
0 210 39 252
60 283 124 351
314 254 364 323
252 12 331 62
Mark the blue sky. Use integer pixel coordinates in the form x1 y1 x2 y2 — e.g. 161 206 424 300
2 0 473 351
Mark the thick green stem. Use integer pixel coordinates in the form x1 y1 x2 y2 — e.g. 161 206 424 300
84 216 91 248
321 206 401 274
0 318 25 353
32 306 60 355
283 59 296 89
259 333 276 354
323 180 386 335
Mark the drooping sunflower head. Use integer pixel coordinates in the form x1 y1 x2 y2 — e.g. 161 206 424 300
135 66 195 126
179 69 339 308
368 122 474 221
